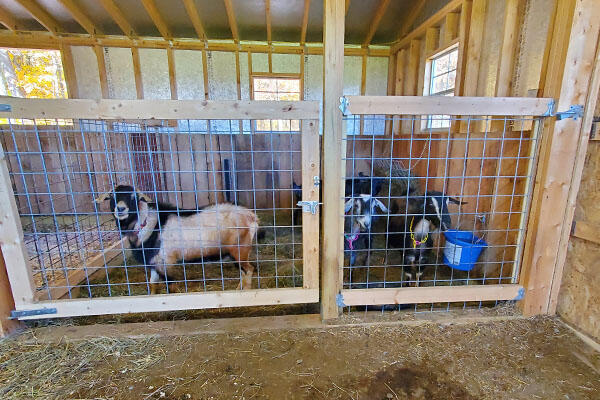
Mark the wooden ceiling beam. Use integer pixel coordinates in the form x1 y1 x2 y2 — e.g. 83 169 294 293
223 0 239 43
362 0 391 47
14 0 62 34
0 30 390 56
396 0 426 42
57 0 101 36
141 0 172 40
182 0 207 41
300 0 310 45
265 0 272 44
98 0 136 37
0 5 20 32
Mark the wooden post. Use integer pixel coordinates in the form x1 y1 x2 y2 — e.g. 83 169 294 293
94 45 109 98
131 47 143 99
302 119 320 289
0 249 21 336
519 0 600 316
60 43 78 98
321 0 345 320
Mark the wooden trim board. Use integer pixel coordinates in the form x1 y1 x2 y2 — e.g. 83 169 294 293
343 96 553 116
15 288 319 320
0 98 321 120
340 284 523 306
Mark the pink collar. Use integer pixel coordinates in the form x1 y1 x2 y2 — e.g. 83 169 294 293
345 232 359 250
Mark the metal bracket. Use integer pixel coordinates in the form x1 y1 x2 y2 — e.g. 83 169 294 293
336 293 346 307
339 96 351 116
513 287 525 301
313 176 320 187
297 200 319 215
542 99 555 117
0 104 12 112
555 104 584 121
10 307 57 319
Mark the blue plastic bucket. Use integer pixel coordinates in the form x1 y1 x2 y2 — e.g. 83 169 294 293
443 230 487 271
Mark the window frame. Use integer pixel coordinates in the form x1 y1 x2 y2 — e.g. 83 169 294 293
422 43 459 131
251 73 303 133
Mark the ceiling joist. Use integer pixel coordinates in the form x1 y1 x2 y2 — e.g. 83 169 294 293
265 0 272 44
300 0 310 45
57 0 101 36
363 0 391 47
99 0 136 37
141 0 172 40
0 5 20 32
396 0 426 40
223 0 239 43
182 0 206 41
14 0 62 35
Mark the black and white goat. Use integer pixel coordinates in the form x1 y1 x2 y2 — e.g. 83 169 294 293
388 191 466 285
95 185 260 293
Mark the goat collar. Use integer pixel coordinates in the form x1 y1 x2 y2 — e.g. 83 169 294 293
345 232 360 250
410 216 429 248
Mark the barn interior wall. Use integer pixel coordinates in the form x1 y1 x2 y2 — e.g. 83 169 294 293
65 46 389 209
557 90 600 340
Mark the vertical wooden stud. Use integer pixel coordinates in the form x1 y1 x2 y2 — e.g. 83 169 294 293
444 12 460 45
60 43 78 98
402 39 420 132
94 45 109 98
301 119 320 289
131 47 143 99
321 0 345 320
360 53 367 135
167 47 177 100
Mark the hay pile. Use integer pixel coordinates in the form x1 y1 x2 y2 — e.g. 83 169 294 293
370 159 420 196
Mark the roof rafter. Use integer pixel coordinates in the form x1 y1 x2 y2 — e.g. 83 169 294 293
0 5 20 31
300 0 310 45
141 0 171 40
98 0 136 37
14 0 62 34
363 0 391 47
396 0 426 40
265 0 272 44
57 0 101 36
223 0 239 43
182 0 206 41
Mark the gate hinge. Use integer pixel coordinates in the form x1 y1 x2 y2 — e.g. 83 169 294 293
555 104 584 121
513 288 525 301
336 293 346 307
339 96 351 116
11 307 57 319
0 104 12 112
297 200 319 215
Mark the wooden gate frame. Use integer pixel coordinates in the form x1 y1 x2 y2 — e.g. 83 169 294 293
325 95 553 310
0 99 321 320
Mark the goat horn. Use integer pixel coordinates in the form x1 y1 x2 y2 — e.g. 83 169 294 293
94 192 112 203
136 190 152 202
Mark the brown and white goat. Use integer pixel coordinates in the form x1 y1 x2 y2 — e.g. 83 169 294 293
96 185 259 293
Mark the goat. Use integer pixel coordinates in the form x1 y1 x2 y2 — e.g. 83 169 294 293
388 191 465 286
95 185 260 293
344 194 388 267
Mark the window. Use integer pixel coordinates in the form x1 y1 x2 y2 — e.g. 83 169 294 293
0 48 69 125
426 47 458 129
252 76 301 132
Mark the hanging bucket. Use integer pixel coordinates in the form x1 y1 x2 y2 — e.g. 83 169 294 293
443 230 487 271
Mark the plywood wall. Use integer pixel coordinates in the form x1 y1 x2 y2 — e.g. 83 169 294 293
557 139 600 341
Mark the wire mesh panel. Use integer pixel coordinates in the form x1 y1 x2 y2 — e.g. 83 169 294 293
0 99 320 318
336 96 550 311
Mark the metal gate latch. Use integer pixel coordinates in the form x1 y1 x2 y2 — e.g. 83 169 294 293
297 201 319 215
339 96 351 116
10 307 57 319
555 105 584 120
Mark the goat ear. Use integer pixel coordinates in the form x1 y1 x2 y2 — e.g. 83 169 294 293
94 192 112 203
373 198 388 213
344 199 354 213
135 191 152 202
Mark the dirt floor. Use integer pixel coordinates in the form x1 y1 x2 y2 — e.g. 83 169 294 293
1 314 599 399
